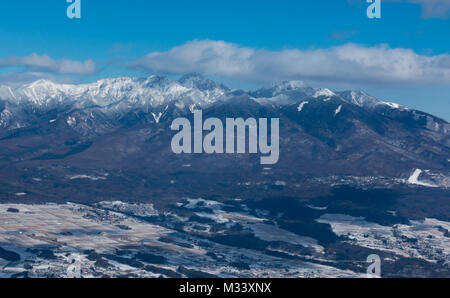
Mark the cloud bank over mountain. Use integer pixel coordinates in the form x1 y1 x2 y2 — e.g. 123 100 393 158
0 53 97 76
130 40 450 86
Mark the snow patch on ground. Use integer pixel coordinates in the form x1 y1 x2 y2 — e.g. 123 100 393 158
384 102 402 109
97 201 158 217
317 214 450 263
69 174 107 181
312 88 335 98
151 112 163 123
334 105 342 116
66 116 76 127
407 169 438 188
297 101 308 112
307 205 328 211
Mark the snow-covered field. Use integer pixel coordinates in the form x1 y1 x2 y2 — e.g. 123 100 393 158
317 214 450 264
0 202 365 278
0 196 448 278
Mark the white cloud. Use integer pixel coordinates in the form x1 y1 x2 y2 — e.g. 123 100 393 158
0 72 79 86
382 0 450 19
130 40 450 86
0 53 97 75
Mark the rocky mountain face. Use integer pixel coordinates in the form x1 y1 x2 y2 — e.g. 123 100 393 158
0 73 448 182
0 74 449 278
0 73 448 216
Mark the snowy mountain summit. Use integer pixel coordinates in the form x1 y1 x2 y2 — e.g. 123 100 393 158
0 73 447 138
0 73 229 110
0 74 411 114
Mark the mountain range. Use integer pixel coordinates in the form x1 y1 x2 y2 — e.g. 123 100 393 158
0 72 448 176
0 73 449 277
0 73 448 199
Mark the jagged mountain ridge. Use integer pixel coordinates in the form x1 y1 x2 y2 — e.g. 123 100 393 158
0 74 448 200
0 73 448 133
0 74 230 134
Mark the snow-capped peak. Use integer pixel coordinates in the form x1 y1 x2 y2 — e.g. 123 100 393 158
25 79 73 93
178 73 229 92
312 88 335 98
0 75 413 118
17 79 81 106
142 75 173 88
337 90 381 109
337 90 407 111
27 79 53 88
251 80 314 99
0 75 230 110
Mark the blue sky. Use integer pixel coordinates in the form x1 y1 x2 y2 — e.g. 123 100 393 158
0 0 449 119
